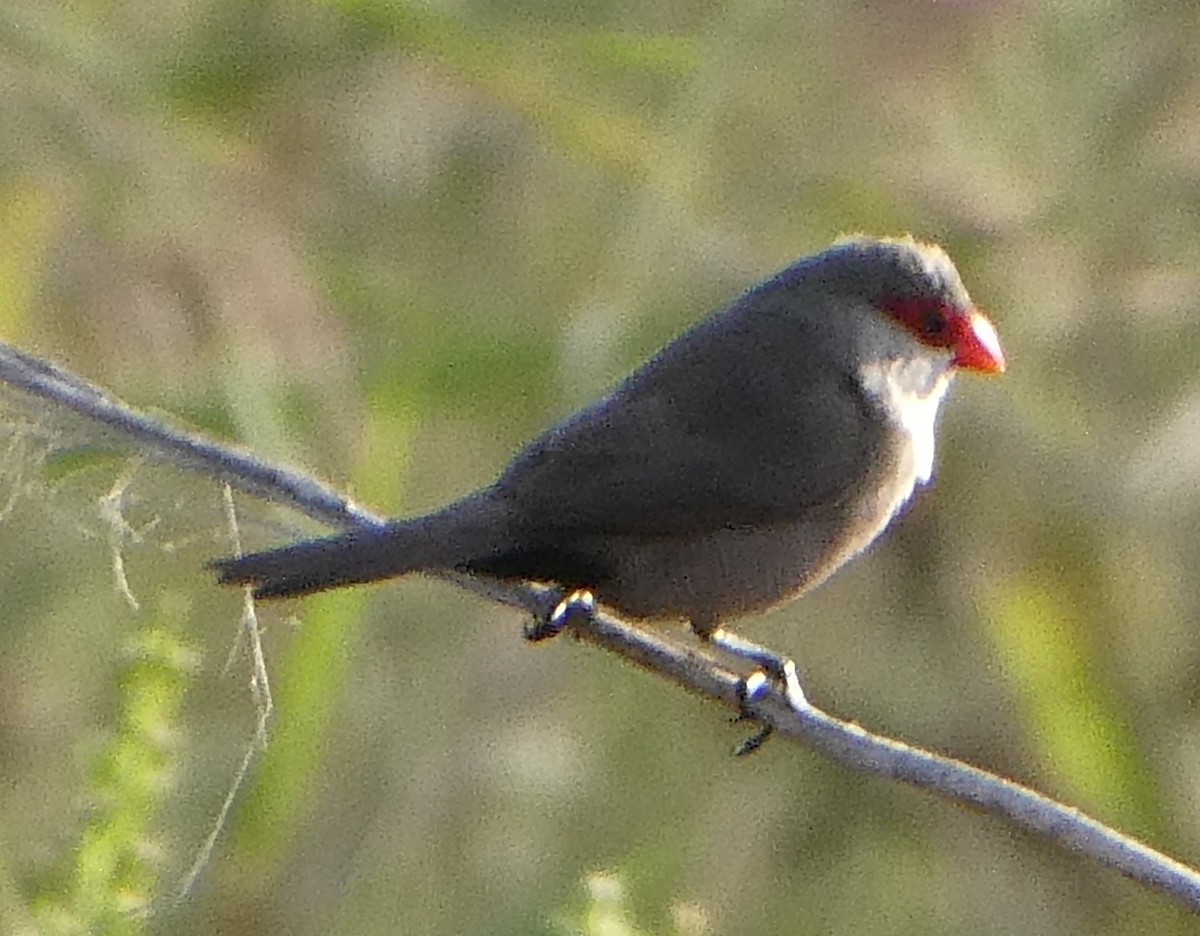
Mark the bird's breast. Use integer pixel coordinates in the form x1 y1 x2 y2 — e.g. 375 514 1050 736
857 356 953 485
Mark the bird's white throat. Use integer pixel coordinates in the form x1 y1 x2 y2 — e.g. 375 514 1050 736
858 356 953 485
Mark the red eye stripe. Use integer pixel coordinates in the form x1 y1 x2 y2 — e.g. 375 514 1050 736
882 296 959 349
881 296 1006 374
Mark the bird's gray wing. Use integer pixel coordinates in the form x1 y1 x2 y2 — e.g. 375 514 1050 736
493 321 894 537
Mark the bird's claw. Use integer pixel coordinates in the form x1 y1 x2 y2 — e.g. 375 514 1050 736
731 671 777 756
726 647 809 756
524 589 596 642
706 627 807 707
733 724 774 757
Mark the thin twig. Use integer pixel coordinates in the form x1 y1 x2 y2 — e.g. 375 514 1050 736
3 339 1200 914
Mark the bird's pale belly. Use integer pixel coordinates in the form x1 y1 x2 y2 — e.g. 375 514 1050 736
592 477 916 628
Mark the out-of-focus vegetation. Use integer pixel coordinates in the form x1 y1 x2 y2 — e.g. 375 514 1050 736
2 0 1200 933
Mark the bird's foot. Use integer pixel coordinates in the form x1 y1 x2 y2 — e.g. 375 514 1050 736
732 717 772 757
704 628 808 756
731 670 803 756
524 589 596 642
706 627 807 707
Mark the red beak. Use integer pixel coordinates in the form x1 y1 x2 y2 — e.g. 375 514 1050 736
952 308 1006 374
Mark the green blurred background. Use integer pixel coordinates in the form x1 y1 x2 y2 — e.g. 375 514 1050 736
2 0 1200 933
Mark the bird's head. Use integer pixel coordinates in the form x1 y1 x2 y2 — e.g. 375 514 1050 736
824 235 1006 376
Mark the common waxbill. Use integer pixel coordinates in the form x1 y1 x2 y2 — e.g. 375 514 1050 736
212 236 1004 664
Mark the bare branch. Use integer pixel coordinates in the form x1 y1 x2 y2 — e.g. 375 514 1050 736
3 339 1199 914
0 343 376 530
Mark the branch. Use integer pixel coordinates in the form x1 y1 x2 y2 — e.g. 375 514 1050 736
0 343 374 530
3 339 1199 914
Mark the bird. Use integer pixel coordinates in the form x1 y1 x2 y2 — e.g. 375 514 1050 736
211 235 1004 677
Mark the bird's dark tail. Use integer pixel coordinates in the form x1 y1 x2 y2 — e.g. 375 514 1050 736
210 519 450 599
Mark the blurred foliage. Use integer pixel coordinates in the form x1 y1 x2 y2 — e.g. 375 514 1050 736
2 0 1200 934
32 625 193 935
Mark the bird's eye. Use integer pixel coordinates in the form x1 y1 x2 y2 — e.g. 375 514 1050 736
881 297 958 348
920 307 949 340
